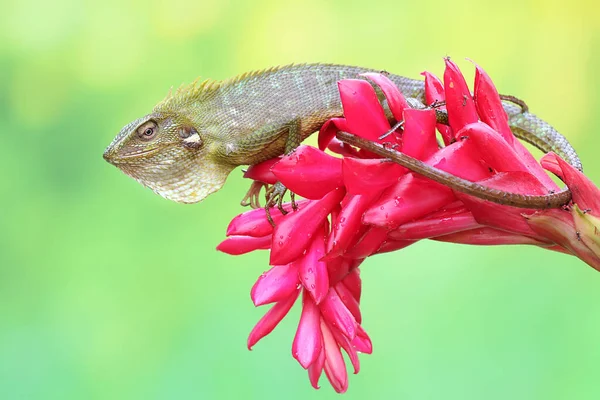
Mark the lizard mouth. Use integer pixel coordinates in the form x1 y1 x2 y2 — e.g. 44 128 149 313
104 148 160 164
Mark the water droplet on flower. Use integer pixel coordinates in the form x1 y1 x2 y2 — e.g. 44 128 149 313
278 241 283 246
310 284 315 289
308 268 313 274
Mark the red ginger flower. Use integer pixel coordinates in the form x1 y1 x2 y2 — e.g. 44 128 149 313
218 58 600 392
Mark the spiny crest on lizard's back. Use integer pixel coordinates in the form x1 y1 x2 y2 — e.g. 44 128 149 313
153 78 221 113
153 64 309 113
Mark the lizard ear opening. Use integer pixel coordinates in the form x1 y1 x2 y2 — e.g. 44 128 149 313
180 126 203 149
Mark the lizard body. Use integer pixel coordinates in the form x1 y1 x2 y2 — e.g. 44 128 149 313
103 63 581 206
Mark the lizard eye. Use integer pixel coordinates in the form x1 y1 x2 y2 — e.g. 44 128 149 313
137 120 158 141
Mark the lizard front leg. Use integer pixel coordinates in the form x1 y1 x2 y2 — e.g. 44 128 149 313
263 120 302 224
232 120 302 225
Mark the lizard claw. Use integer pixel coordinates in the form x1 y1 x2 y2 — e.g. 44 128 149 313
264 182 298 226
266 182 289 213
241 181 268 209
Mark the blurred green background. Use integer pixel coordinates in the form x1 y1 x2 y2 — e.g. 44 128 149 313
2 0 600 398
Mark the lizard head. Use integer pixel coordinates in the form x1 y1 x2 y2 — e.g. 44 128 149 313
103 112 234 203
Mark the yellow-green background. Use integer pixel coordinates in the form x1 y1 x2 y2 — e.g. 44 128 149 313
2 0 600 398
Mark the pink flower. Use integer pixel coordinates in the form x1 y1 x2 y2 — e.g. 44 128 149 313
218 58 600 392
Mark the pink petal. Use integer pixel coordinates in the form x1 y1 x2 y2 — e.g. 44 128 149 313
361 72 409 121
216 235 271 255
318 117 349 151
457 196 547 240
473 63 513 145
458 122 535 175
326 137 364 158
423 200 470 216
342 157 404 195
343 227 389 259
325 257 353 285
337 79 391 142
388 210 481 240
251 262 300 306
572 205 600 263
425 139 492 182
335 282 362 324
375 239 416 254
401 108 438 161
293 290 323 369
320 287 357 340
458 122 557 191
555 156 600 215
363 174 455 230
298 228 330 304
455 171 555 240
527 209 600 270
352 325 373 354
347 259 364 275
472 64 559 190
247 288 300 349
481 170 549 195
321 320 348 393
509 139 559 191
540 152 563 179
272 145 343 199
443 58 478 134
329 322 360 374
270 188 346 265
328 193 379 258
422 71 453 146
422 71 445 105
547 244 572 255
340 268 362 303
308 347 326 389
243 158 280 184
432 227 548 246
226 202 305 237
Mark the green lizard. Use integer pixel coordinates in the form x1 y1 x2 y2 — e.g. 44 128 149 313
103 63 581 210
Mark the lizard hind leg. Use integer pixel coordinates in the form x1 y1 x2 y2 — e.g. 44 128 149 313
234 119 304 226
266 120 303 225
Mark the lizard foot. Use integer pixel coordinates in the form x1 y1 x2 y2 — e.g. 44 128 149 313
378 119 404 140
240 181 268 209
264 182 298 227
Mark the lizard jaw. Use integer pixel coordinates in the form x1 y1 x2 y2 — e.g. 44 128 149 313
103 148 160 165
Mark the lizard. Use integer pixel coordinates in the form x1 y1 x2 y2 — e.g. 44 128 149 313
103 63 582 212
